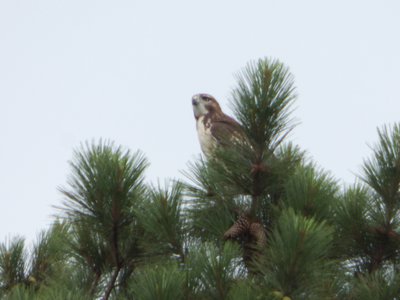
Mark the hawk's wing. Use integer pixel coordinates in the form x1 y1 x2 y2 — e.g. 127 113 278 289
211 114 249 147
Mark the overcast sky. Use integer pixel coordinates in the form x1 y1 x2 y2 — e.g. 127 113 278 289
1 0 399 244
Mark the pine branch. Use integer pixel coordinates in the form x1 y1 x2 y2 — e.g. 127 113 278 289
130 263 185 300
185 242 244 300
103 266 121 300
230 57 298 154
260 209 334 298
59 140 149 297
282 164 339 222
136 180 186 260
362 123 400 225
0 237 26 293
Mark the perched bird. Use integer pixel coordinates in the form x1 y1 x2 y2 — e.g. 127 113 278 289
191 93 248 159
192 94 268 268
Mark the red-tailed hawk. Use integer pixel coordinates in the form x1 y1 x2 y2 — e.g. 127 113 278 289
192 93 248 159
192 93 267 266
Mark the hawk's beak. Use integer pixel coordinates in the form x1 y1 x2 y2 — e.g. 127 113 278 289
192 97 198 106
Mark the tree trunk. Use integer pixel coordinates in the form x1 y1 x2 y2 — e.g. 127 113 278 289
102 267 120 300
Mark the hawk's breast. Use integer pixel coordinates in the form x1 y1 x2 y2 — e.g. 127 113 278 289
196 116 216 158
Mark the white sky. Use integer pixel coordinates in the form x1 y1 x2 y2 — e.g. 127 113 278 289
1 0 399 243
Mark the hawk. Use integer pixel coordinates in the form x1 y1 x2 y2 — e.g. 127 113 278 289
191 93 268 268
191 93 249 159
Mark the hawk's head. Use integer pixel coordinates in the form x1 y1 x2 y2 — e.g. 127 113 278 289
192 93 222 119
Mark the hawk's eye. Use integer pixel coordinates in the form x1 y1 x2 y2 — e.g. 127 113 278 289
203 96 211 102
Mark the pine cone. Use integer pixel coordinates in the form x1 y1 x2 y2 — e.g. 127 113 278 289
249 222 267 247
223 214 250 240
224 214 267 248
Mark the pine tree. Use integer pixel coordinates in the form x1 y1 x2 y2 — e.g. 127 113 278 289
1 58 400 300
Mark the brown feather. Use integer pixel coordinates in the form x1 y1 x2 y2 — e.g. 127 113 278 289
207 112 248 147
